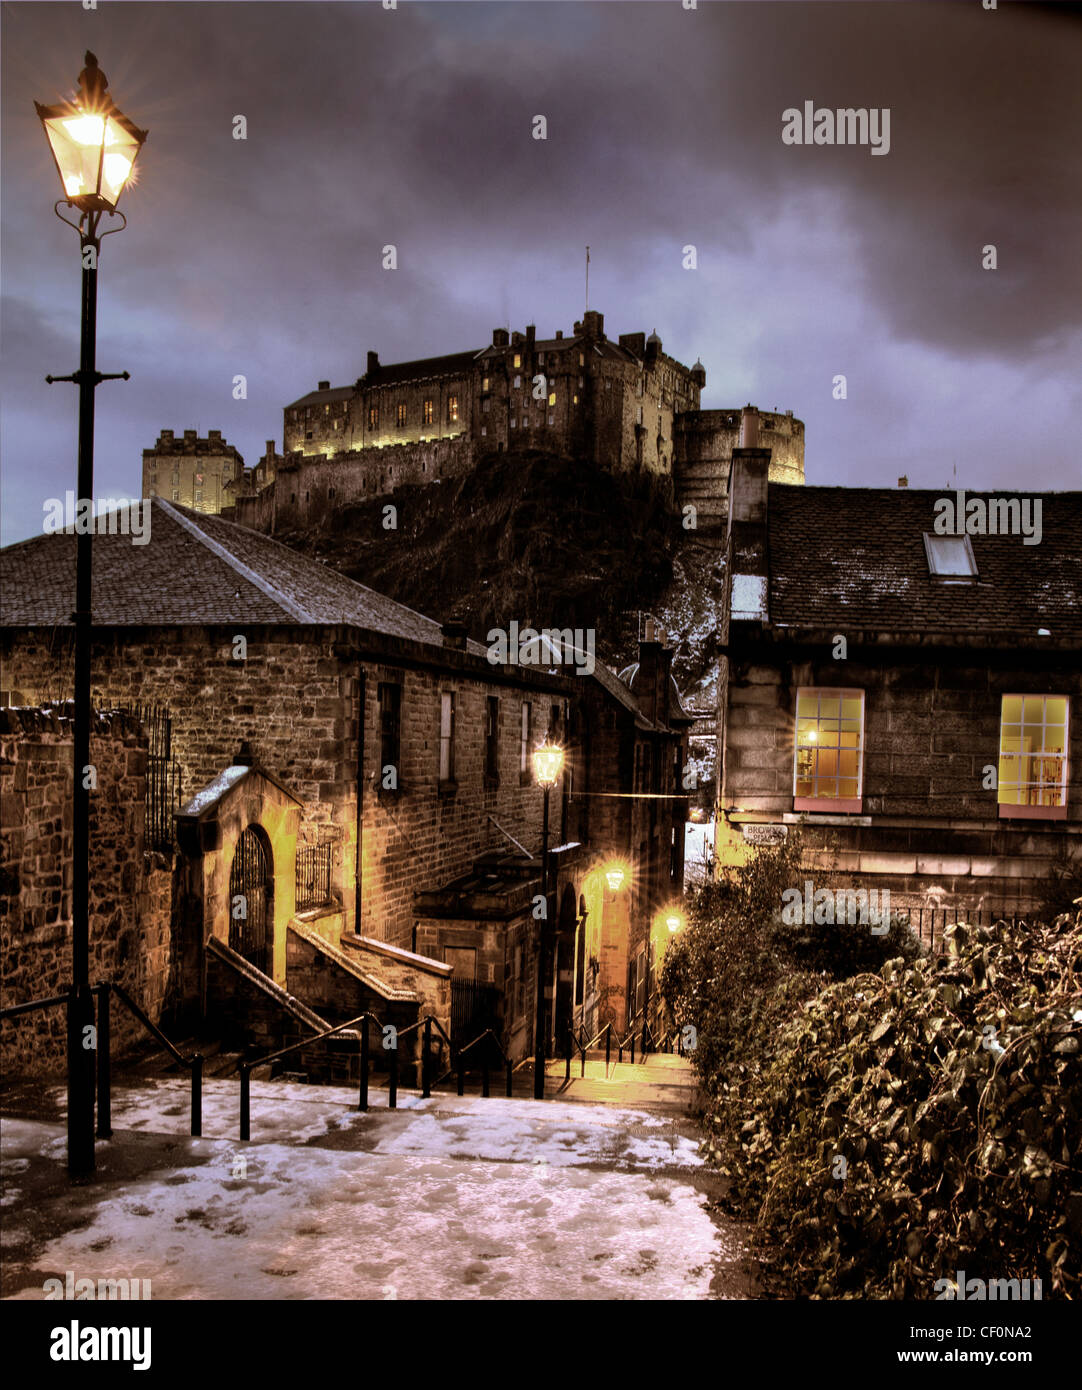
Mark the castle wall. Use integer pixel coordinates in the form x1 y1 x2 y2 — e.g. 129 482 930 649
272 436 476 531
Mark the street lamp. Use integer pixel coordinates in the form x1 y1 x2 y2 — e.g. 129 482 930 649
531 741 564 1098
604 864 626 894
35 54 146 1179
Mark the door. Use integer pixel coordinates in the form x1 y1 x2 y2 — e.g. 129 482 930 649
228 825 271 976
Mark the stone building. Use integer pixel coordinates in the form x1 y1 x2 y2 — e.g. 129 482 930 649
225 309 804 536
2 501 690 1064
714 443 1082 928
141 429 244 514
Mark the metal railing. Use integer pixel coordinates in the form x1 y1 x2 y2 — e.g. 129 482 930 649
0 981 203 1141
295 841 334 911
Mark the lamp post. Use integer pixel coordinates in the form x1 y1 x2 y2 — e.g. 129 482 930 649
35 53 146 1178
532 741 564 1099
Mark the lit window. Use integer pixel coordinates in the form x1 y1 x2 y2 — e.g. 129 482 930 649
548 391 556 406
513 353 522 369
997 695 1069 818
423 399 433 425
482 376 490 392
368 406 379 430
447 395 459 423
481 426 487 436
172 489 179 501
194 490 203 503
793 688 864 812
923 533 977 581
579 352 585 366
439 692 456 784
396 403 406 427
573 395 578 405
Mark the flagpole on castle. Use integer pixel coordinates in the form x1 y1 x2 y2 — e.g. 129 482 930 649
585 246 590 312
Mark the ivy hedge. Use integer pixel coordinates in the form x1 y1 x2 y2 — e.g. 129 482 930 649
661 844 1081 1299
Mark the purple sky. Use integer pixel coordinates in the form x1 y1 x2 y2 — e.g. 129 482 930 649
2 1 1080 545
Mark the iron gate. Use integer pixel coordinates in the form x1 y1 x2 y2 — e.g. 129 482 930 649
451 979 501 1046
228 826 271 975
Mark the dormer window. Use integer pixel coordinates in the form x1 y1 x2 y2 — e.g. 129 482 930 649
923 533 977 581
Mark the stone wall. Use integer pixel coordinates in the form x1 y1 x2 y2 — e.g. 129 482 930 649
269 436 475 532
0 705 173 1074
718 658 1082 913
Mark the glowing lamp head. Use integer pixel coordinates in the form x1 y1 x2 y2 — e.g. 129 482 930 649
35 54 147 214
665 912 684 934
532 741 564 789
604 866 625 893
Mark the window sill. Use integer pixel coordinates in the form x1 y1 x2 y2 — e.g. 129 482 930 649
793 797 863 815
997 802 1067 821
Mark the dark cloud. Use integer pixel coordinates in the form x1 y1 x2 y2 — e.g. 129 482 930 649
2 1 1079 543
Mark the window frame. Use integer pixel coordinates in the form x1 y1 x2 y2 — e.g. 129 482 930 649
438 690 457 790
484 695 500 785
997 693 1069 820
792 687 865 814
377 681 402 797
519 701 532 786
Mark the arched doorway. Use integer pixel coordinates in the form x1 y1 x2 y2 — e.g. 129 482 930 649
228 825 272 975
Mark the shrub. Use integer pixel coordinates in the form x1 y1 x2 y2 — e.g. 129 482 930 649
700 912 1082 1299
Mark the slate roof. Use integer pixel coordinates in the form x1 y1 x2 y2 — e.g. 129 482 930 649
284 385 354 410
0 499 488 655
360 350 479 387
767 486 1082 639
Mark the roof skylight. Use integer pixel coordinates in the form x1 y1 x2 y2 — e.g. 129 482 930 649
923 533 978 582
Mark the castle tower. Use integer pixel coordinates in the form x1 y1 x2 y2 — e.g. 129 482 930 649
673 404 805 530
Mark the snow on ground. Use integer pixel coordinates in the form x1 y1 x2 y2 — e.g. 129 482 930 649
2 1082 740 1301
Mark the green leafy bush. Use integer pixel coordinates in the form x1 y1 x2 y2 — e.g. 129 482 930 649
697 912 1082 1298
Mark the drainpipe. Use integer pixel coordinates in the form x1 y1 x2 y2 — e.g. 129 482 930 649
355 666 366 938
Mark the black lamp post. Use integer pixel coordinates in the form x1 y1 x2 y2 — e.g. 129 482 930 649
35 53 147 1178
531 741 564 1099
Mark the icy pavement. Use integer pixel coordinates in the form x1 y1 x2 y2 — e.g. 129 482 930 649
1 1079 758 1300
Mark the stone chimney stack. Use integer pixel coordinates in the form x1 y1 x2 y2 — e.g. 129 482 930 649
636 627 673 728
526 324 536 350
726 441 772 624
580 310 605 341
366 352 379 376
738 405 760 448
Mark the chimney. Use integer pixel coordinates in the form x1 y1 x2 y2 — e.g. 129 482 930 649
160 429 174 444
235 740 254 768
636 631 673 728
738 405 760 448
511 331 524 346
555 330 563 340
581 310 605 340
726 441 772 624
265 440 276 459
366 350 380 375
492 328 509 347
526 325 536 348
318 380 330 391
208 429 221 442
441 620 469 650
897 475 909 488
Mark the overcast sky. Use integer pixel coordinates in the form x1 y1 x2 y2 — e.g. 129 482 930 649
2 0 1079 544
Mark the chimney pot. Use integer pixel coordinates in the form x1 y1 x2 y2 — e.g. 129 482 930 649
366 351 380 375
555 330 563 340
318 379 331 391
441 621 469 651
898 475 909 488
738 406 760 449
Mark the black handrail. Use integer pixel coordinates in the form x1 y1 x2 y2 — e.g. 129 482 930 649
452 1028 513 1099
0 991 71 1020
2 982 203 1139
105 981 203 1137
